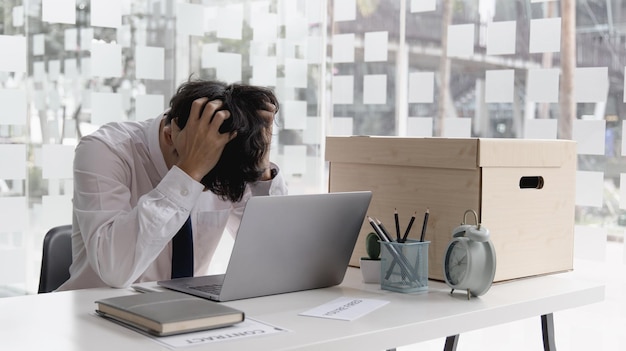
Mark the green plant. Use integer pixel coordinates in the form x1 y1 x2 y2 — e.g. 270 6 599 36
362 232 380 260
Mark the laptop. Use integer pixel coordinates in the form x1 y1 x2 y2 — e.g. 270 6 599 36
158 191 372 302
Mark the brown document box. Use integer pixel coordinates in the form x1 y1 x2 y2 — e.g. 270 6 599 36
326 136 576 282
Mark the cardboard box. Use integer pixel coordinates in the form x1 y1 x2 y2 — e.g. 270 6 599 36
326 136 576 282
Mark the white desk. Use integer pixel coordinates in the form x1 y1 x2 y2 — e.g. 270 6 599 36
0 267 604 351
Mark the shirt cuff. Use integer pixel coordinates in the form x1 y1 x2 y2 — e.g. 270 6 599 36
156 166 204 210
250 164 282 196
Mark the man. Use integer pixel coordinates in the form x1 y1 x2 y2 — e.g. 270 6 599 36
58 79 287 290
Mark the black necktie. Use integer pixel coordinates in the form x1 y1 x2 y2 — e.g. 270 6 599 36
171 216 194 279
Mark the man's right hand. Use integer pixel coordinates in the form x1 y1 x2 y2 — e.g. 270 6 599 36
173 98 237 183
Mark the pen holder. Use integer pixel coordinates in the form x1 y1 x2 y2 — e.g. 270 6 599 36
380 240 429 293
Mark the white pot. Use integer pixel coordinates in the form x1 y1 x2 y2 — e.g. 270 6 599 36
359 258 381 284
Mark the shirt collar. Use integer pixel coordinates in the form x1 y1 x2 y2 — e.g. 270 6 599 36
148 111 169 179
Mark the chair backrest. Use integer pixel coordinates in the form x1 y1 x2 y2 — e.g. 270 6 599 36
38 225 73 293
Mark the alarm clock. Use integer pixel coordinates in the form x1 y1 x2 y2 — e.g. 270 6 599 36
443 209 496 300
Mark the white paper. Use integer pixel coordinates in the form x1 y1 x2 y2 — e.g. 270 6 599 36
0 197 27 232
447 24 474 58
91 0 122 28
299 297 389 321
408 72 434 103
487 21 516 55
216 4 243 40
135 94 164 122
0 35 26 73
0 144 26 179
529 18 561 54
42 144 74 179
177 3 205 36
442 118 472 138
574 67 608 103
363 75 387 105
526 68 560 103
283 100 307 130
524 119 557 140
0 89 26 125
147 318 288 348
407 117 433 137
333 34 355 63
334 0 356 22
135 46 164 80
364 31 388 62
91 92 123 125
330 117 353 136
411 0 436 12
285 58 307 88
575 171 603 207
485 69 514 103
574 226 606 262
573 119 605 155
91 42 122 78
332 76 354 104
33 34 45 55
42 0 75 24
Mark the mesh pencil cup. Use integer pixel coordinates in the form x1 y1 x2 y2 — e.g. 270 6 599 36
380 240 429 293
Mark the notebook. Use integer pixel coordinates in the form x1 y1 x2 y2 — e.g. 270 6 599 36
158 191 372 302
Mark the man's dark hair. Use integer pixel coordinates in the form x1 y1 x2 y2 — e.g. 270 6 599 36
166 79 279 202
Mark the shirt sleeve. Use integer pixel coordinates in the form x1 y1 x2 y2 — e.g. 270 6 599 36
72 137 204 288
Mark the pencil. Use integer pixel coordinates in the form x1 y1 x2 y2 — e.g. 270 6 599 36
401 211 416 243
394 208 401 242
419 208 430 242
367 216 388 242
374 218 394 242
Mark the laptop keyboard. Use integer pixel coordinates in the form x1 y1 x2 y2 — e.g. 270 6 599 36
189 284 222 295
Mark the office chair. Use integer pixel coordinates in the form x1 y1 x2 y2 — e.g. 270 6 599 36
38 225 73 293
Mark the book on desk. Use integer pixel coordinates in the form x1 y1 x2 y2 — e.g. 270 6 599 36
95 291 245 336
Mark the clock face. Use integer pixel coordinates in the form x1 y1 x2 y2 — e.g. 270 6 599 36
444 240 468 286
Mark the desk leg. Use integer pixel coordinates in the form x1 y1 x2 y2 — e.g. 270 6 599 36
444 335 459 351
541 313 556 351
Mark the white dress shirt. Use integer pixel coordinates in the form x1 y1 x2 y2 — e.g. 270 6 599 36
58 114 287 290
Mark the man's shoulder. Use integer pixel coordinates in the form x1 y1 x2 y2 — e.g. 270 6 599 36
81 119 153 147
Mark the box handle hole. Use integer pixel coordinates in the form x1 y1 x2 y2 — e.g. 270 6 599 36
519 176 544 189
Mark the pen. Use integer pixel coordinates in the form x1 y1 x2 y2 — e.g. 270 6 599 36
419 208 430 242
401 211 416 243
394 208 401 242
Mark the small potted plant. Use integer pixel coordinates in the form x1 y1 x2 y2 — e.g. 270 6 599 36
359 232 381 283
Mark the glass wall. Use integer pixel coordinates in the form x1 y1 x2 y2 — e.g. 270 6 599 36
0 0 624 294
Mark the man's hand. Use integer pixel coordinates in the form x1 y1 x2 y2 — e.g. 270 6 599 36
173 98 237 183
258 102 277 180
